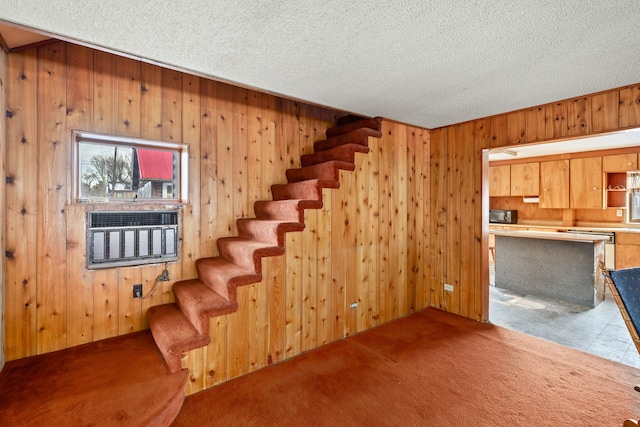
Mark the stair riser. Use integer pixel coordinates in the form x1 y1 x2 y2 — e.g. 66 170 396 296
254 200 319 222
314 128 380 152
300 144 369 167
216 241 285 273
285 161 355 184
237 220 305 246
326 116 383 138
271 184 323 201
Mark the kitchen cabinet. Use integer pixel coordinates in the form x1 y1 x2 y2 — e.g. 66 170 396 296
603 153 638 171
570 157 603 209
615 232 640 269
540 160 569 209
510 162 539 196
489 165 511 196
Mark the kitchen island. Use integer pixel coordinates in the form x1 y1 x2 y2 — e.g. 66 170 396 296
492 230 608 307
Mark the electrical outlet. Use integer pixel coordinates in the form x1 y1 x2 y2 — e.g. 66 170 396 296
616 209 623 217
444 283 454 292
133 284 143 298
349 302 358 309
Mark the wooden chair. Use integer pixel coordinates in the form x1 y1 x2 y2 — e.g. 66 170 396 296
599 261 640 393
624 419 639 427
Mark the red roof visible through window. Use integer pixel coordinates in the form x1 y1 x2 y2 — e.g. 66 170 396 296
137 149 173 180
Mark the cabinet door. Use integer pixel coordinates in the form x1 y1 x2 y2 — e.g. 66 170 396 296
540 160 569 208
489 165 511 196
603 153 638 171
510 162 539 196
615 233 640 269
570 157 603 209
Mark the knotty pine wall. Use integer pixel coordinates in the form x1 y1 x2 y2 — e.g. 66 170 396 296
429 83 640 321
1 48 7 371
3 39 432 376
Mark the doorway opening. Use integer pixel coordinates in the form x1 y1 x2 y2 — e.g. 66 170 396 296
483 129 640 369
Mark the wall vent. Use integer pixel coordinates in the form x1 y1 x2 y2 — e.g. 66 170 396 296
87 210 179 269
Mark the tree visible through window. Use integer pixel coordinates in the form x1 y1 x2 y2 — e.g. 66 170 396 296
73 131 189 203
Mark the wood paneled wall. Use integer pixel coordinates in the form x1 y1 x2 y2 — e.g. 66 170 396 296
3 39 432 381
0 49 6 371
430 83 640 320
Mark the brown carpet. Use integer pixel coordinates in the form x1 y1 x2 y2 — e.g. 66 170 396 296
172 308 640 427
0 331 188 427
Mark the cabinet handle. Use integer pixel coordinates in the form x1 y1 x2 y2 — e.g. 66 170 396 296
593 187 597 191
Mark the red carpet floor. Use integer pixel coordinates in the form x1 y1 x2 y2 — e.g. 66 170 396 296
173 308 640 426
0 331 188 426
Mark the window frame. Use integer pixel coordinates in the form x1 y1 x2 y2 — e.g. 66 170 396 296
71 130 189 204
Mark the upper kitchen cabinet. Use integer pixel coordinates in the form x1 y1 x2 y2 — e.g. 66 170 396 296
602 153 638 171
489 165 511 196
540 160 569 209
570 157 603 209
510 162 539 196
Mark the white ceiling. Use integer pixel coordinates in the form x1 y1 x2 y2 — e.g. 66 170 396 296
1 1 640 130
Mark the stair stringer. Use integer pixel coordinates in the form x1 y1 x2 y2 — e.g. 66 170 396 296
147 117 383 376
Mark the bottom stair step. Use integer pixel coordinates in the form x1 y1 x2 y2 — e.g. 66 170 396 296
148 303 211 373
173 279 238 336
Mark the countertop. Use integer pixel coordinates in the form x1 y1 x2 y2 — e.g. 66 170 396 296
491 229 610 243
489 223 640 234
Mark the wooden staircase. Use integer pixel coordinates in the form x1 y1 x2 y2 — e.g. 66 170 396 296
147 116 383 373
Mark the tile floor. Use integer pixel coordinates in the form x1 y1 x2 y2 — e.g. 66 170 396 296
489 285 640 369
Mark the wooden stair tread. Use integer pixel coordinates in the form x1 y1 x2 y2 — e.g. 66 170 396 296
326 116 383 138
173 279 238 335
196 256 262 291
254 199 323 222
285 160 355 183
217 237 285 273
148 303 211 373
314 128 381 152
237 218 305 245
271 179 340 201
300 143 370 167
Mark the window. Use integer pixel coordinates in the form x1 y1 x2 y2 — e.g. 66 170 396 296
72 131 189 203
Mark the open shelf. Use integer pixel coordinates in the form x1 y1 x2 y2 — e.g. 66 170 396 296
606 172 628 208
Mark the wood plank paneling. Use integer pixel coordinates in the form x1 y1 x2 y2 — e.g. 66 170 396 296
5 48 38 359
365 136 380 326
506 111 526 145
430 128 447 309
592 91 619 133
93 51 117 134
199 79 218 258
36 42 68 354
445 125 461 313
566 96 591 136
116 56 141 137
620 85 640 128
180 73 201 280
0 49 6 369
65 44 93 348
140 63 163 140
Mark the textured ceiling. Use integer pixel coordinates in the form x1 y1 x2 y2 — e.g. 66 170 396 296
1 1 640 129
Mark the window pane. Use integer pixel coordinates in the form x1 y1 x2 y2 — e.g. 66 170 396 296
76 136 184 202
79 142 134 199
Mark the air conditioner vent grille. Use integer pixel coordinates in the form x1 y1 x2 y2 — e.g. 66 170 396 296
89 211 178 228
87 210 179 269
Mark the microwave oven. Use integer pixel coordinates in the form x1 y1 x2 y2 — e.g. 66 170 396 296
489 209 517 224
